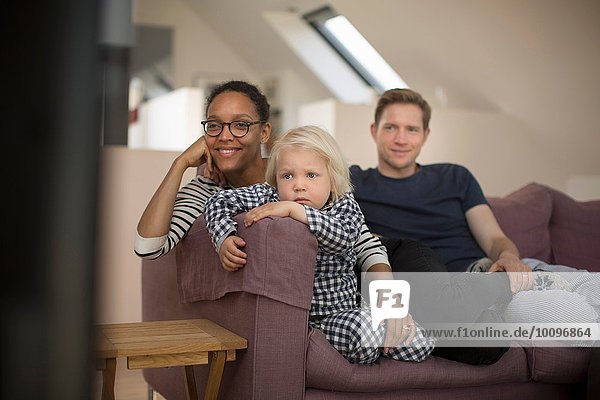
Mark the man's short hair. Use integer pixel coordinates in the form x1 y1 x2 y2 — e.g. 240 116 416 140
374 88 432 130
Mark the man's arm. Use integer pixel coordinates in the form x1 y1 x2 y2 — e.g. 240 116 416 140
466 204 532 292
466 204 519 261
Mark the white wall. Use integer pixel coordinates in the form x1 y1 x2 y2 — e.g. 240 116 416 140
272 68 332 134
422 109 559 197
133 0 256 88
129 87 203 151
95 147 195 323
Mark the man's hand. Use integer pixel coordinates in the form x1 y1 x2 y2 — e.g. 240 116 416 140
489 253 533 293
218 235 247 272
243 201 306 227
383 313 417 353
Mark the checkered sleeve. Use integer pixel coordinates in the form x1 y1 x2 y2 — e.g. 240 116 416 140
304 193 364 256
204 183 277 250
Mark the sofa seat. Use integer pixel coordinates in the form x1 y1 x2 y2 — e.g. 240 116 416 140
305 329 530 391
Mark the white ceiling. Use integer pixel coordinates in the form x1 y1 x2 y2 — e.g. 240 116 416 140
182 0 600 172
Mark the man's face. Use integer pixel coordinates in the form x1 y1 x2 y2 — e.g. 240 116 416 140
370 103 430 178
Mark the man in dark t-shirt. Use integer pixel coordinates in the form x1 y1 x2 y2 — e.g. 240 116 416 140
351 163 487 272
347 88 537 366
351 88 533 291
350 89 600 375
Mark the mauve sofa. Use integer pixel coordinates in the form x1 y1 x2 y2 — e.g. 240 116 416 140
141 182 600 399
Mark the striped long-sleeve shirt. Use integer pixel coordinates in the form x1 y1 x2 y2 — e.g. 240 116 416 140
134 174 389 272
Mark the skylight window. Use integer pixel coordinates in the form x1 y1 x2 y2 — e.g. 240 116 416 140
305 7 408 93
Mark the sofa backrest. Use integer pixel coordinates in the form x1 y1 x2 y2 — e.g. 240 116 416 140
488 182 600 272
488 183 553 263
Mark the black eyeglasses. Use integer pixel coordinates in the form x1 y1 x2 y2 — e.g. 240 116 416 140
200 120 265 138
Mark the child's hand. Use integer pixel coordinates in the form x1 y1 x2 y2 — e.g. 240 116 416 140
219 235 247 272
244 201 306 227
382 313 417 353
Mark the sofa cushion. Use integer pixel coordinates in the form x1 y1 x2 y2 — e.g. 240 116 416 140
488 183 553 263
524 346 592 383
545 187 600 272
305 329 530 391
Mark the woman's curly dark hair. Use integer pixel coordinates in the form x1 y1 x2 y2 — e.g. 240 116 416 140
205 80 270 122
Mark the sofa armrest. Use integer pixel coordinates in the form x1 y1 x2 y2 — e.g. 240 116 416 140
141 215 318 400
177 214 318 307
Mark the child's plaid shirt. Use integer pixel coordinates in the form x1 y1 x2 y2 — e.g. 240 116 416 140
204 183 365 317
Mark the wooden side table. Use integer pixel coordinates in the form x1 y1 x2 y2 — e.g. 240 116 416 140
95 319 247 400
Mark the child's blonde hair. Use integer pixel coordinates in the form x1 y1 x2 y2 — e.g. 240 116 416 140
265 125 352 202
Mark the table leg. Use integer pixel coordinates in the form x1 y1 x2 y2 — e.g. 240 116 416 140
183 365 199 400
204 351 227 400
101 358 116 400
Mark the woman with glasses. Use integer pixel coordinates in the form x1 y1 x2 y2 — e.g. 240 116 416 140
135 80 270 259
135 81 390 284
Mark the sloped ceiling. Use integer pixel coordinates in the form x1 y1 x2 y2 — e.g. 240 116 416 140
185 0 600 172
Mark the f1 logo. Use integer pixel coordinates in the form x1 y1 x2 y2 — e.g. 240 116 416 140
369 280 411 331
